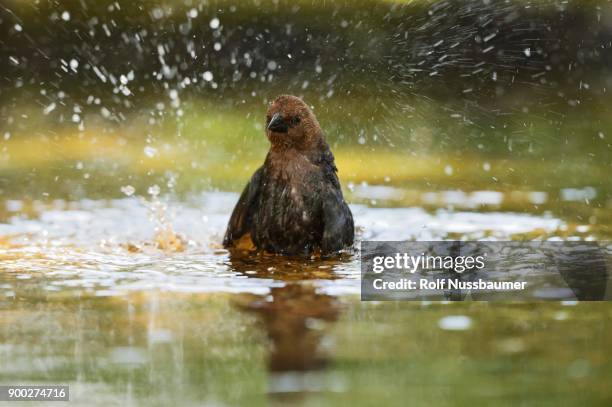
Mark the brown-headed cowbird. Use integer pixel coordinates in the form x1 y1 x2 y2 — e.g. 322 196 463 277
223 95 354 255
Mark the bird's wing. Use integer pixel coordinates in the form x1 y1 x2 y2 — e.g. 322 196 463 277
314 140 341 189
314 142 354 254
321 185 355 254
223 167 263 247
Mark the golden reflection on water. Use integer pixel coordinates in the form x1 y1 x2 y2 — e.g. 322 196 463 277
225 249 351 281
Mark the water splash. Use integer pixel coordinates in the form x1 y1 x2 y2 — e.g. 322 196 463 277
142 187 185 252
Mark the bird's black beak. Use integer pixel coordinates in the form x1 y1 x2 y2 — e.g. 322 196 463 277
267 113 288 133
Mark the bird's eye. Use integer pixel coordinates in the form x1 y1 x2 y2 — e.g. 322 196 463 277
290 116 301 126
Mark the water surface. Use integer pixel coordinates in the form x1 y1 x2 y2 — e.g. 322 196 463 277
1 190 611 406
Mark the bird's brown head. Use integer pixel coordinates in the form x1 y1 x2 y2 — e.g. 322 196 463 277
265 95 322 149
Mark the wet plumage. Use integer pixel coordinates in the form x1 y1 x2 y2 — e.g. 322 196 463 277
223 95 354 255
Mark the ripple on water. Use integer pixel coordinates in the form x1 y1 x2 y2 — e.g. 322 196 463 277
0 191 566 297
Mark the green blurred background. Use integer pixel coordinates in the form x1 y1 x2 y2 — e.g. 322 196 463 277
1 0 610 211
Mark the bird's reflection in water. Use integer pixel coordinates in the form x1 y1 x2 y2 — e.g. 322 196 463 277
228 251 344 399
236 283 340 371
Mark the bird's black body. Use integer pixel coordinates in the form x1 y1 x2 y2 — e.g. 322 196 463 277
223 95 354 256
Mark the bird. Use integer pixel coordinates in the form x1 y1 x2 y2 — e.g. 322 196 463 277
223 95 354 256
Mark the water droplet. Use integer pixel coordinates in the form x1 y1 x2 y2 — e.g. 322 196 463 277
121 185 135 196
151 8 164 20
444 165 453 176
438 315 472 330
61 11 71 21
202 71 213 82
209 17 220 29
523 48 531 57
148 185 160 196
43 102 56 115
144 146 158 158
